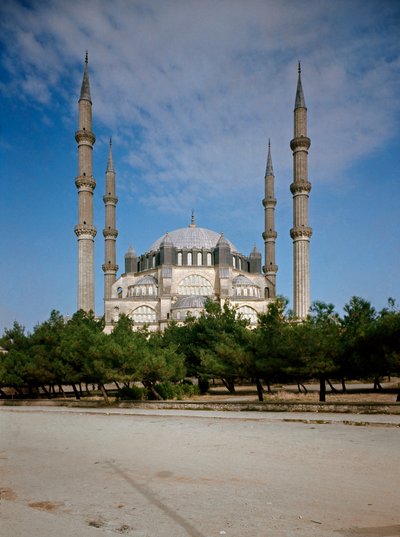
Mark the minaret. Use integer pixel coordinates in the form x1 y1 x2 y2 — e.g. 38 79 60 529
262 140 278 296
102 138 118 302
290 62 312 319
75 52 96 312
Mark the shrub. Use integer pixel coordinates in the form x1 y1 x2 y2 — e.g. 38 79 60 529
154 380 199 400
117 385 145 401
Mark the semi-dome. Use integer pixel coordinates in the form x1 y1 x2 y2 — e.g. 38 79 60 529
148 226 238 253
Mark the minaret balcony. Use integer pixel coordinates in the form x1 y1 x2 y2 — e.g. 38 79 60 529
74 224 97 237
263 264 278 274
262 230 278 240
290 226 313 239
75 130 96 145
75 175 96 190
103 228 118 239
290 181 312 195
103 194 118 205
262 197 277 208
290 136 311 151
102 263 119 273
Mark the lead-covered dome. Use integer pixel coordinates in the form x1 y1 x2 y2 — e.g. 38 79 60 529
147 226 238 254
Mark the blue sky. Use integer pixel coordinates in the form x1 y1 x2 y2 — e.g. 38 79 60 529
0 0 399 332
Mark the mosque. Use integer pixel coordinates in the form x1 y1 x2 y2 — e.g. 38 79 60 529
74 54 312 331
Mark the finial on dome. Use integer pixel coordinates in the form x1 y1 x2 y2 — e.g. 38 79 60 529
298 60 301 74
189 209 196 228
85 51 88 64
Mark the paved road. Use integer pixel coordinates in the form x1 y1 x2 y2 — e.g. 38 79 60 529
1 407 399 537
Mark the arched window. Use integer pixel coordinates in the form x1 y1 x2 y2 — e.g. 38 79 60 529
178 274 213 296
177 252 183 266
187 252 193 266
207 253 212 266
130 305 157 324
237 305 258 325
232 256 236 268
197 252 202 266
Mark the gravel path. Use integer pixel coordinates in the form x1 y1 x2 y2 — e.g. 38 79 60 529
1 407 399 537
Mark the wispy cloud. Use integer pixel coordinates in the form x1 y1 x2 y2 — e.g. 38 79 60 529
1 0 399 214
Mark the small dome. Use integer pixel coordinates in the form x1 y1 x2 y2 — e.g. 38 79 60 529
172 295 208 310
148 226 238 253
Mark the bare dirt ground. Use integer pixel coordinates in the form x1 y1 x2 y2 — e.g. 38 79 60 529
1 406 399 537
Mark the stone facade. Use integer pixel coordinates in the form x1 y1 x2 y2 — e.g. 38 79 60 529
104 224 273 333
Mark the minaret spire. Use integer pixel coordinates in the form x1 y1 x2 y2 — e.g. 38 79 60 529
295 61 306 109
75 53 96 313
290 62 312 319
262 139 277 296
80 51 92 103
103 137 119 303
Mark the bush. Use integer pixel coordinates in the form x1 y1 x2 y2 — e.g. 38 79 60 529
117 385 145 401
154 381 199 400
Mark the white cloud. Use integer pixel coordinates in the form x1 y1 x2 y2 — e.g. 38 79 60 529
1 0 399 214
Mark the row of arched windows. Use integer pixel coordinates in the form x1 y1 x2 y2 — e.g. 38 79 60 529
113 303 258 325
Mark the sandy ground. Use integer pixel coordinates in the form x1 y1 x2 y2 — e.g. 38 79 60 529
1 407 399 537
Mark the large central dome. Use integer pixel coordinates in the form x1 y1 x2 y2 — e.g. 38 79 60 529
148 226 238 253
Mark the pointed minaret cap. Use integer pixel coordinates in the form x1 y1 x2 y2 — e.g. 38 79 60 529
106 137 114 172
189 209 196 228
79 51 92 103
160 232 173 246
265 139 274 177
217 232 230 248
294 61 306 110
250 243 261 257
125 245 137 258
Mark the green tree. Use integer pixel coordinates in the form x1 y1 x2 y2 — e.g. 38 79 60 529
251 297 289 400
286 301 341 401
340 296 377 387
192 300 251 394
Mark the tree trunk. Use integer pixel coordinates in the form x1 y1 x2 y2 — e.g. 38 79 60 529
114 381 121 391
373 377 383 391
319 377 326 402
297 382 308 394
40 385 50 397
326 379 338 393
71 383 81 400
263 378 272 394
58 384 67 398
255 377 264 402
221 377 235 394
341 378 347 392
99 383 110 405
143 381 163 400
